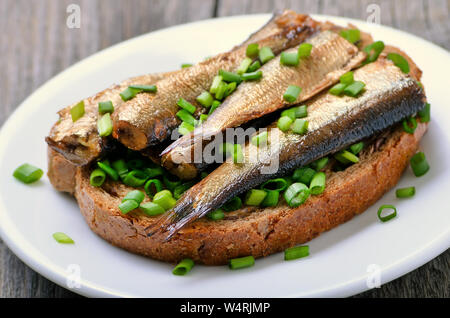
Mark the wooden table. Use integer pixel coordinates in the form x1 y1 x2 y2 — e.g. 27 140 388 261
0 0 448 298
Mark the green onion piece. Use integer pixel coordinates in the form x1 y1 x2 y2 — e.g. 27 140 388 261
246 43 259 58
233 144 244 164
310 157 329 171
349 142 365 155
129 85 157 93
144 179 164 198
291 119 308 135
218 69 242 83
140 202 165 217
176 109 196 126
122 190 145 204
153 190 176 211
284 182 310 207
225 82 237 97
396 186 416 198
277 116 293 132
222 197 243 212
123 170 148 187
340 29 360 44
329 83 347 96
90 168 106 187
261 178 288 192
173 181 195 200
181 63 193 68
111 159 128 179
196 91 214 107
178 121 195 135
418 103 430 123
197 114 208 125
410 152 430 177
280 51 299 66
284 245 309 261
261 190 280 207
248 60 261 72
98 101 114 114
208 100 221 115
295 105 308 118
281 107 297 120
237 57 253 75
251 131 268 147
259 47 275 64
241 70 263 81
163 174 182 191
363 41 385 64
229 256 255 270
283 85 302 103
402 117 417 134
298 43 313 58
221 142 234 157
310 172 326 195
119 199 139 214
340 71 354 85
214 81 229 100
207 209 225 220
52 232 74 244
13 163 43 184
127 159 145 170
387 53 410 73
245 189 267 206
173 258 195 276
119 87 141 101
143 165 164 178
334 150 359 164
177 98 196 114
377 205 397 222
292 167 316 185
70 101 85 122
343 81 365 97
97 161 119 181
97 113 113 137
209 75 223 94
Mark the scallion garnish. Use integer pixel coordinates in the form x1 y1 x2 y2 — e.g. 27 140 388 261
129 85 157 93
244 189 267 206
310 172 326 195
340 71 354 85
98 101 114 114
53 232 75 244
410 152 430 177
258 47 275 64
284 182 310 207
118 199 139 214
177 98 196 114
119 87 141 101
363 41 385 64
13 163 43 184
340 29 360 44
173 258 195 276
140 202 165 217
97 161 119 181
418 103 430 123
90 168 106 187
280 51 299 66
241 70 263 81
209 75 223 94
181 63 193 68
214 81 229 100
196 91 214 107
232 144 243 164
284 245 309 261
178 121 195 135
122 190 145 204
70 101 85 122
329 83 347 96
246 43 259 58
402 116 417 134
153 190 176 211
295 105 308 118
225 82 237 97
261 178 288 192
334 150 359 164
277 116 293 132
248 60 261 72
377 205 397 222
163 174 182 192
298 43 313 58
229 256 255 270
261 190 280 207
292 119 308 135
292 167 316 186
343 81 365 97
218 69 242 83
251 131 268 147
396 186 415 198
222 197 242 212
387 53 410 73
97 113 113 137
349 142 364 155
237 57 253 75
208 100 221 115
144 179 164 198
207 209 225 220
310 157 329 171
176 109 196 126
112 159 128 179
283 85 302 103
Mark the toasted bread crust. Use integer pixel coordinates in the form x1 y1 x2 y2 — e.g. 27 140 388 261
54 123 427 265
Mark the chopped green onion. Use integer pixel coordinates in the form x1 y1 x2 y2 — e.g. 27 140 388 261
208 100 221 115
233 144 244 164
248 60 261 72
310 172 326 195
225 82 237 97
207 209 225 220
295 105 308 118
340 71 354 85
245 189 267 206
127 159 144 170
173 258 195 275
283 85 302 103
418 103 430 123
209 75 223 94
153 190 176 211
259 47 275 64
284 245 309 261
387 53 410 73
329 83 347 96
120 87 141 101
123 170 148 187
402 117 417 134
291 119 308 135
377 205 397 222
181 63 192 68
129 85 157 93
111 159 128 179
229 256 255 270
119 199 139 214
261 190 280 207
310 157 329 171
340 29 360 44
280 51 299 66
13 163 43 184
363 41 385 64
196 91 214 107
52 232 74 244
90 168 106 187
122 190 145 204
246 43 259 58
396 186 415 198
97 113 113 137
214 81 229 100
343 81 365 97
221 142 234 157
281 107 297 120
218 69 242 83
144 179 164 198
143 165 164 178
241 70 263 81
222 197 242 212
98 101 114 114
163 174 182 191
140 202 165 216
251 131 268 147
173 181 195 199
410 152 430 177
261 178 288 192
349 142 364 155
277 116 293 132
237 57 253 75
97 161 119 181
176 109 196 126
298 43 313 58
178 121 195 135
292 167 316 185
334 150 359 164
70 101 85 122
177 98 196 114
197 114 208 125
284 183 310 207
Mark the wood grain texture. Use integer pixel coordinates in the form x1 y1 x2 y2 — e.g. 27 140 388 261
0 0 448 298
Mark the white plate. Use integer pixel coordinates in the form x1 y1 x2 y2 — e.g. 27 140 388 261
0 14 449 298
